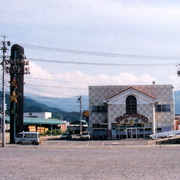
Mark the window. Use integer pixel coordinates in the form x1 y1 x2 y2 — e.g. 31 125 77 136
24 134 31 138
29 116 37 118
31 134 37 138
17 134 23 138
92 106 107 112
92 106 100 112
100 125 108 128
101 106 107 112
155 105 170 112
126 95 137 114
92 124 100 128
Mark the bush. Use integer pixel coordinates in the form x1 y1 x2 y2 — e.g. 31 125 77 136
43 129 62 136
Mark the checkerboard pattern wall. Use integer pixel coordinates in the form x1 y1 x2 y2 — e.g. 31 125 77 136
109 104 125 122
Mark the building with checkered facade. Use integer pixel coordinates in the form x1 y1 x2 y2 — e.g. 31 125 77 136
89 85 174 139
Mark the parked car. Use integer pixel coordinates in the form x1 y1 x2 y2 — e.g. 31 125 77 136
81 132 90 140
60 133 72 139
15 132 40 145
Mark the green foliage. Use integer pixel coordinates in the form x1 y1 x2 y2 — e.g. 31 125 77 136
43 129 62 136
52 112 80 122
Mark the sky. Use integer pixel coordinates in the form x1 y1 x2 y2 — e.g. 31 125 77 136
1 0 180 103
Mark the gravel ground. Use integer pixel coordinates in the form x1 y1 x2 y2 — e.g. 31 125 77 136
0 140 180 180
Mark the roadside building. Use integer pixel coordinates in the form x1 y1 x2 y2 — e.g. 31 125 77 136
68 120 88 134
89 85 174 139
24 112 52 119
3 112 67 133
174 115 180 130
23 112 67 133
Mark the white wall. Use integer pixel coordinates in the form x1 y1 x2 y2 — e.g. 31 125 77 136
24 112 52 119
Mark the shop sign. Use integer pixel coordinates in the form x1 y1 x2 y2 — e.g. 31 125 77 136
115 113 148 123
111 129 116 139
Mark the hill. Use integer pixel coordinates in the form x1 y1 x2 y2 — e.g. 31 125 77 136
29 94 89 112
3 92 80 122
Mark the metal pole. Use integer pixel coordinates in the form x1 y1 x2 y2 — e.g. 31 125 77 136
2 37 7 147
80 96 82 134
51 125 53 139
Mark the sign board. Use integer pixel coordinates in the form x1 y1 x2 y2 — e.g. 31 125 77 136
111 129 116 140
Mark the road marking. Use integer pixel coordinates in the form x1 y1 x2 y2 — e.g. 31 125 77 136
102 142 104 146
112 142 119 145
40 138 44 146
86 142 89 146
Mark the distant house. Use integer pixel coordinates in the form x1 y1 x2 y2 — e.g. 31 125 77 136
174 115 180 130
2 112 68 133
68 120 88 134
24 112 52 119
23 112 67 133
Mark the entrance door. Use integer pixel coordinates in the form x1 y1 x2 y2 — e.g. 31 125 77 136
127 128 132 139
178 124 180 130
127 128 137 139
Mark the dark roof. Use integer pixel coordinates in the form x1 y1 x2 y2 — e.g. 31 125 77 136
106 87 157 100
70 120 86 125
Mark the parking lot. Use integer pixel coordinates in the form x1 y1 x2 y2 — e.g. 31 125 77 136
42 138 150 148
1 139 180 180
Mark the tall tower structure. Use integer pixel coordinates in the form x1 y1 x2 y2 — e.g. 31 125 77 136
8 44 30 143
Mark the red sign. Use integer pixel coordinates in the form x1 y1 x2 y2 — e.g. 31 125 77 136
115 113 148 123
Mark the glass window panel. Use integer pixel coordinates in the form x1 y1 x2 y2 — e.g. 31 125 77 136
155 104 170 112
31 134 37 138
92 106 96 112
126 95 137 114
165 105 170 112
101 106 107 112
96 106 100 112
92 124 100 128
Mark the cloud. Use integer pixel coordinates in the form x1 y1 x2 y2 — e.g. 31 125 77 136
1 0 180 28
170 75 180 90
23 62 157 98
29 62 52 79
1 1 178 98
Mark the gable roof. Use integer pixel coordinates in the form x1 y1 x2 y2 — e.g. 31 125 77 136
106 87 157 101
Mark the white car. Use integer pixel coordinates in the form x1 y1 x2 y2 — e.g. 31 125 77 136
15 132 40 145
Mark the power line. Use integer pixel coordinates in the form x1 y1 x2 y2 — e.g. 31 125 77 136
25 83 88 90
25 76 94 85
14 42 180 60
24 86 89 101
28 58 176 67
26 96 89 102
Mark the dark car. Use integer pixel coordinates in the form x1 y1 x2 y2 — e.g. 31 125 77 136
60 133 72 139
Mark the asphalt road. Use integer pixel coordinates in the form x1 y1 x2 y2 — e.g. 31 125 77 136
0 139 180 180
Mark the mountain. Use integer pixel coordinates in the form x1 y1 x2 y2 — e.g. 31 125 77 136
26 94 89 112
23 97 64 113
2 92 80 122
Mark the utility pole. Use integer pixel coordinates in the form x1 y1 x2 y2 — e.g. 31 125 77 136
0 36 10 147
78 96 82 134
